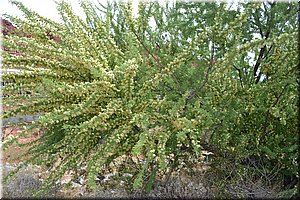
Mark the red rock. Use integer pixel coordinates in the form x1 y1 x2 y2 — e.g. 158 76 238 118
1 18 17 36
1 17 62 43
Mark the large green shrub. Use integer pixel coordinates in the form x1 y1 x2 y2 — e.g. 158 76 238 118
2 0 298 196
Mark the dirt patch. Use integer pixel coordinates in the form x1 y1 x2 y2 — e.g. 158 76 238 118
2 126 44 163
3 143 31 164
3 126 30 163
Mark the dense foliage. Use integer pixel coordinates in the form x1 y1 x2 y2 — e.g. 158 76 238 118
2 0 298 196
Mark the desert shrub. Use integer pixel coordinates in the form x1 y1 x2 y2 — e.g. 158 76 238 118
2 0 298 197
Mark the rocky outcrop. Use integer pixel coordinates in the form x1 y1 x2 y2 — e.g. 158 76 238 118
1 17 61 42
1 17 32 38
1 18 17 36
